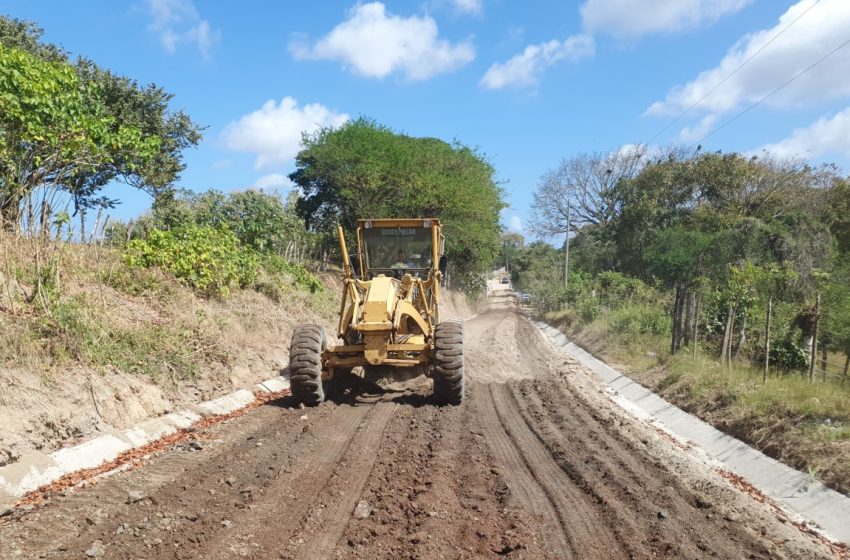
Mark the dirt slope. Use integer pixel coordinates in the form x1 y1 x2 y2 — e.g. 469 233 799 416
0 306 837 559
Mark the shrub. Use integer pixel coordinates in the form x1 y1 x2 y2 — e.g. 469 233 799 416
124 225 258 298
576 295 601 323
608 303 672 336
769 338 809 371
261 255 324 294
596 271 644 307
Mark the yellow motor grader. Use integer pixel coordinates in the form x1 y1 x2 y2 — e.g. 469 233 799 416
288 218 464 406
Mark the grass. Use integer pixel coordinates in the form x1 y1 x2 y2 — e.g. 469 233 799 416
0 231 337 385
544 303 850 495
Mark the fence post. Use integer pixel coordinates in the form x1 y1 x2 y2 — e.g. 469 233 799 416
763 295 772 384
809 292 820 382
692 293 699 365
843 355 849 387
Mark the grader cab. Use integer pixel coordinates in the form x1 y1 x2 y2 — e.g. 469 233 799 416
288 219 464 406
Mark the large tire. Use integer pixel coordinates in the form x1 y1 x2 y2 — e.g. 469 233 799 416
289 324 326 406
432 320 464 405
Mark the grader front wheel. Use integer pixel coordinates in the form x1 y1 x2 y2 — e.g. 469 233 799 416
432 321 464 405
289 324 326 406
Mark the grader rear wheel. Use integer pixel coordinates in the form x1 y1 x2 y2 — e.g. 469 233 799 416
432 320 464 405
289 324 326 406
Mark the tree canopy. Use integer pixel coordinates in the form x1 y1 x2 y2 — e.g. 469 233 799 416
524 146 850 374
0 16 202 227
289 118 505 289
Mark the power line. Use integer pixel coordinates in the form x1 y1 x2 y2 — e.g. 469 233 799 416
695 35 850 146
646 0 821 145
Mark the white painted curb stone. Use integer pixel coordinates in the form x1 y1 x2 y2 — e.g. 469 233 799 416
532 319 850 547
0 375 290 509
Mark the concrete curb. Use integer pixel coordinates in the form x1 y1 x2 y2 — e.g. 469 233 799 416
0 375 290 509
532 320 850 546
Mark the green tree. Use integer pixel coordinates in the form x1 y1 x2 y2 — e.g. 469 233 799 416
289 118 504 290
0 45 159 227
68 60 203 209
0 16 202 223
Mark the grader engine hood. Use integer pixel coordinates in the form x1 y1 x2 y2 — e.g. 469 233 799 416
356 275 397 364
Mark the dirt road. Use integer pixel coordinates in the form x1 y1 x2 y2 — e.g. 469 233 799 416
0 303 838 558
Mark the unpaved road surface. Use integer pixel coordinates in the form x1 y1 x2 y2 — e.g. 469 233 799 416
0 302 838 558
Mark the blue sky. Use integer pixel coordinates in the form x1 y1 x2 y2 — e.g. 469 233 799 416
3 0 849 237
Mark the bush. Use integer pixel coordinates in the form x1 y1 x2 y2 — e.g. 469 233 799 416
124 225 258 298
596 271 644 307
769 338 809 371
576 295 601 323
261 255 324 294
608 303 672 336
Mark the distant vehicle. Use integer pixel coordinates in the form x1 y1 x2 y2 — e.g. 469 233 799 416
519 293 531 304
500 276 510 284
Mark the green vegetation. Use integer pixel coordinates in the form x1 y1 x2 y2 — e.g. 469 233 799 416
124 225 259 299
290 117 504 292
0 16 201 227
513 146 850 493
0 18 337 387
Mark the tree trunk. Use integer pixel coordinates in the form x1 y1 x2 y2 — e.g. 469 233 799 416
843 354 849 386
809 293 820 382
683 291 696 347
764 296 772 383
40 200 51 240
720 304 735 366
692 294 699 364
821 343 828 373
670 286 680 355
671 285 686 355
734 312 747 360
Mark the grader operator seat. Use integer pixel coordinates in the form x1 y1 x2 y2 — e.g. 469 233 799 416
287 218 464 407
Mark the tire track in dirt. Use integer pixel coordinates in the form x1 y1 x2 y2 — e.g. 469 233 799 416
0 400 334 559
285 402 396 559
196 401 378 559
502 317 822 559
469 381 572 555
335 386 547 559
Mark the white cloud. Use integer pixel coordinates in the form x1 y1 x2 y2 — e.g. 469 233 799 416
255 173 294 190
146 0 219 58
648 0 850 121
581 0 751 39
291 2 475 81
758 107 850 159
480 34 594 89
508 215 523 232
221 97 350 169
678 114 718 142
452 0 483 15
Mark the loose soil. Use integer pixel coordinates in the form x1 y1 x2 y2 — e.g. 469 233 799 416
554 319 850 497
0 294 839 559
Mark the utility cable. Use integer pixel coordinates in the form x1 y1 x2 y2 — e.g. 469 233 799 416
646 0 821 145
695 34 850 146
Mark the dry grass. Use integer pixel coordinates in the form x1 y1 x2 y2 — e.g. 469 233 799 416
544 306 850 496
0 232 337 385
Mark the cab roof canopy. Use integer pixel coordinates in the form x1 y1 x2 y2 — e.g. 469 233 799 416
357 218 441 228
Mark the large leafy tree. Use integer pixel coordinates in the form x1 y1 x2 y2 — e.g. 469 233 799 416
0 45 158 227
289 118 505 289
0 16 201 226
